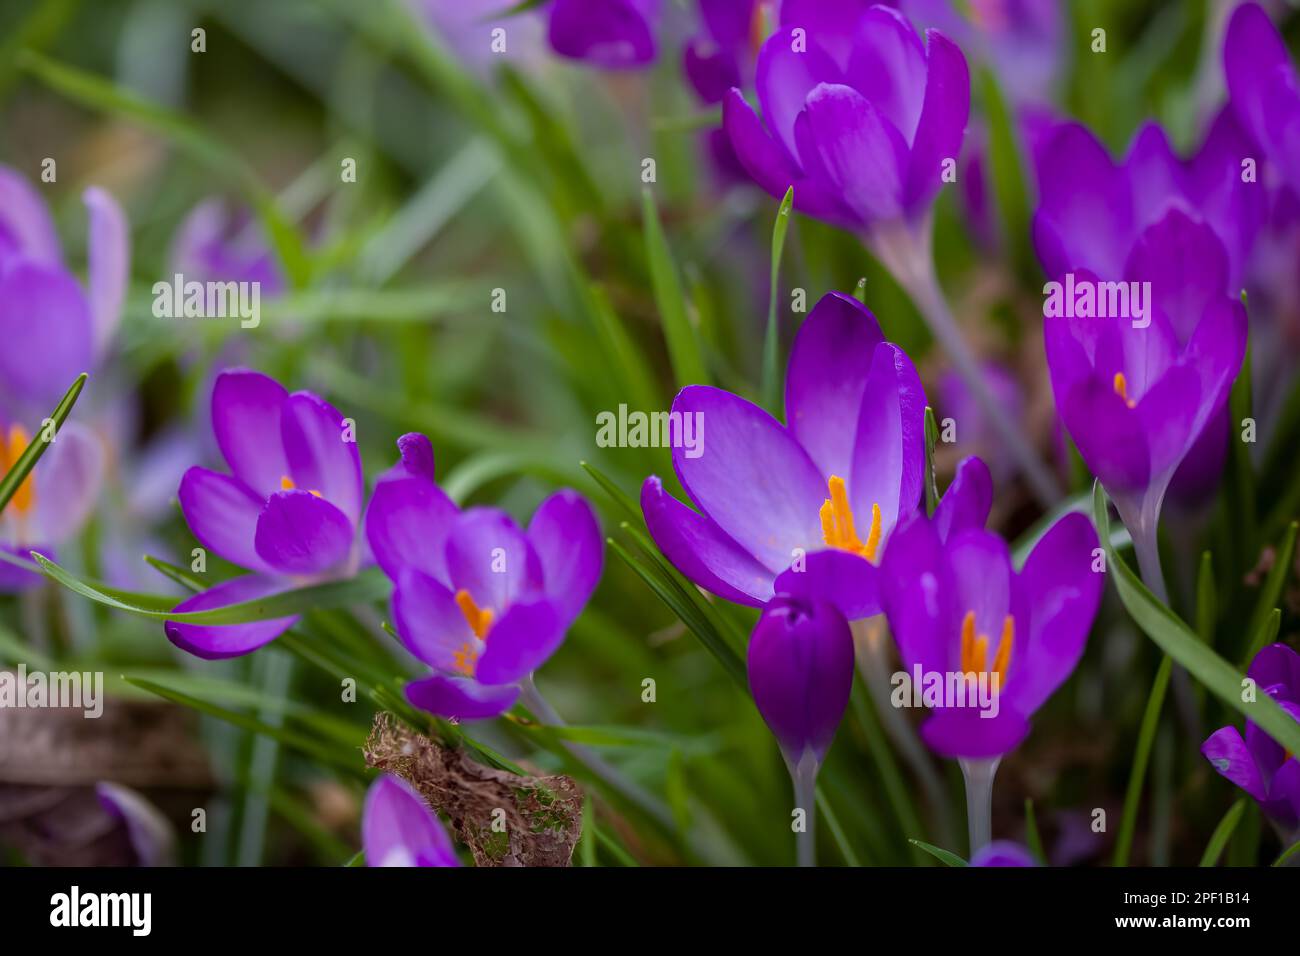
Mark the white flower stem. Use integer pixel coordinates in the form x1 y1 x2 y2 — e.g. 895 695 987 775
789 750 820 868
518 675 675 834
868 218 1062 508
959 756 1000 856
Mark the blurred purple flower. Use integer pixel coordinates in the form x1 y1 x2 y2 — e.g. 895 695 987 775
363 774 460 867
684 0 766 181
970 840 1037 866
1224 3 1300 192
548 0 661 69
641 291 926 619
722 2 969 233
0 167 128 416
96 782 177 867
170 199 284 297
939 361 1025 486
365 433 602 721
165 369 365 659
748 594 854 767
1202 643 1300 835
880 509 1102 759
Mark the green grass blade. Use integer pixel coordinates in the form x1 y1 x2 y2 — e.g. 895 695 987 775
0 373 86 513
1273 838 1300 867
1094 482 1300 757
642 187 708 388
35 556 390 625
1113 655 1171 867
908 838 967 867
1024 798 1047 865
1238 521 1296 667
761 186 794 415
1195 551 1215 645
924 406 940 517
1198 798 1247 867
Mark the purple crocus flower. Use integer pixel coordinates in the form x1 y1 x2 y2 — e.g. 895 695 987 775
165 369 365 659
641 291 924 620
548 0 661 69
96 782 177 867
1224 3 1300 192
970 840 1037 867
170 199 285 297
879 509 1102 759
0 166 128 416
363 774 460 867
748 594 854 768
364 433 602 720
684 0 766 181
722 2 969 235
1202 643 1300 836
0 416 105 592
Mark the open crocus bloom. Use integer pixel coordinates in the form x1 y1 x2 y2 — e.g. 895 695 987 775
1202 643 1300 834
547 0 660 69
0 166 128 416
166 369 365 659
363 774 459 867
880 510 1101 759
642 291 924 619
365 433 602 720
722 2 968 232
1043 210 1247 539
1224 3 1300 192
747 594 854 768
0 418 105 592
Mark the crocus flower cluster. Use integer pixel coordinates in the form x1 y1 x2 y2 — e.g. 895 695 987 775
880 509 1102 759
363 774 459 867
167 369 365 658
722 2 969 235
1202 643 1300 836
642 290 924 619
365 433 602 720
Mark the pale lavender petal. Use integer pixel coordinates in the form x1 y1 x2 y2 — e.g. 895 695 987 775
444 507 544 612
82 186 129 356
903 29 970 211
0 166 61 265
363 774 459 867
32 421 104 545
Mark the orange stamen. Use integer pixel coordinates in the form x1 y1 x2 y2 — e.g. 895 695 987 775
1 425 35 516
1113 372 1137 409
819 475 883 561
280 475 322 498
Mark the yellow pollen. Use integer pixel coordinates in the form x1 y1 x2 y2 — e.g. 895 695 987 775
454 588 495 640
819 475 882 561
280 475 322 498
959 610 1015 691
1113 372 1137 409
0 425 35 516
450 641 479 677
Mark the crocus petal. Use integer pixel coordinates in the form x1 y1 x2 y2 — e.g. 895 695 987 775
1202 726 1267 801
547 0 658 69
773 549 880 620
1123 208 1228 345
1183 298 1248 432
526 489 602 626
177 466 272 573
0 166 61 265
946 529 1017 654
903 29 970 211
779 0 877 66
280 391 364 525
0 262 94 410
1122 123 1188 231
1058 376 1150 492
721 88 801 196
755 28 844 162
211 369 291 498
971 841 1038 867
444 507 544 612
96 782 176 867
671 385 826 572
1011 512 1102 714
364 473 458 584
475 598 564 685
640 476 774 606
785 291 885 481
747 595 855 764
804 82 909 223
32 421 104 545
391 567 477 671
1032 123 1131 278
394 432 437 481
405 673 520 721
363 774 459 867
253 490 355 577
1247 643 1300 700
848 342 927 532
919 708 1030 759
844 6 927 142
931 455 992 542
82 186 129 356
880 514 953 680
1261 758 1300 831
164 574 299 659
1223 3 1291 161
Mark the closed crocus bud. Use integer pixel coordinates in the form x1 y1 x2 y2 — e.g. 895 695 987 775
747 595 854 769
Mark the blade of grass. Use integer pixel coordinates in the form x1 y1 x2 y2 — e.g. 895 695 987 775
908 838 967 867
1195 551 1215 645
643 187 708 388
1198 798 1247 867
1238 522 1296 667
924 406 940 516
1024 798 1047 865
0 373 86 512
761 186 794 415
1113 656 1171 867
